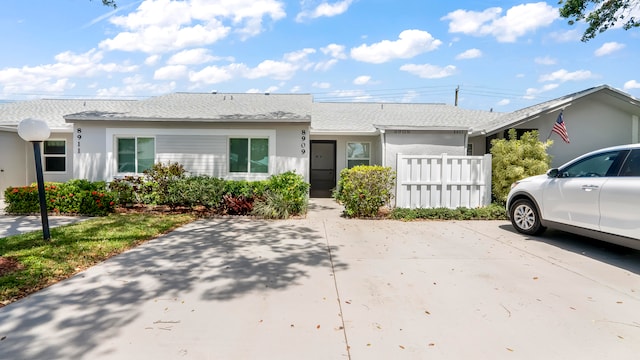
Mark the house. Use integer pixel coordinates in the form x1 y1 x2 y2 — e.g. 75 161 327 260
468 85 640 167
1 85 639 202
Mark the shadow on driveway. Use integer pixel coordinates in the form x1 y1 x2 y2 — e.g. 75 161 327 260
0 217 347 359
499 224 640 275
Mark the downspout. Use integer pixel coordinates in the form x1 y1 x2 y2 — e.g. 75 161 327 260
379 129 386 166
633 115 639 143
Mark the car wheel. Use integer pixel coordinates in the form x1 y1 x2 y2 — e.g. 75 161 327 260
509 198 546 235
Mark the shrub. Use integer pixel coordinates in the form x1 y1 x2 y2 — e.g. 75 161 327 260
265 171 309 216
491 129 552 203
142 162 187 204
166 175 226 209
389 204 507 220
334 165 395 218
108 176 145 207
252 171 310 219
4 180 115 216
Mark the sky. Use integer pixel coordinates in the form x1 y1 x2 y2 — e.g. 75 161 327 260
0 0 639 112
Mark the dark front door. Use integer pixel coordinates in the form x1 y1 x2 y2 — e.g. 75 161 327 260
310 140 336 198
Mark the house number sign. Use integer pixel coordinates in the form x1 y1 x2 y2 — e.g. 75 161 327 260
76 128 82 154
301 129 307 154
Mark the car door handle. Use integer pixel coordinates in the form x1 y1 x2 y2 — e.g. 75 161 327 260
581 185 599 191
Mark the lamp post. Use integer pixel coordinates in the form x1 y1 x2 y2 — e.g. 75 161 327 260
18 118 51 241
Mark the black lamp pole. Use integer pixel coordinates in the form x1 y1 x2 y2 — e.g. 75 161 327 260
32 141 51 241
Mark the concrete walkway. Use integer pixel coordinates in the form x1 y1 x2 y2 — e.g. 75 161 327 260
0 198 88 238
1 199 640 359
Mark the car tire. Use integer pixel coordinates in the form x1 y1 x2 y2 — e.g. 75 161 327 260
509 198 546 235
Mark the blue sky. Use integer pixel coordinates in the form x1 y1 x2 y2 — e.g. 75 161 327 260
0 0 638 111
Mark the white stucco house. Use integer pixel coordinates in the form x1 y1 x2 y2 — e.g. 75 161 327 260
1 84 639 200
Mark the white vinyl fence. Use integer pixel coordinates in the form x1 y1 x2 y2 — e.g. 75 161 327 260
395 153 492 209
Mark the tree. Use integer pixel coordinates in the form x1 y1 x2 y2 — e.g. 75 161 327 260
96 0 117 8
559 0 640 41
490 129 552 203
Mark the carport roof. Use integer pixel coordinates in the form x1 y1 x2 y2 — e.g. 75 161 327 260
310 102 503 134
0 99 136 132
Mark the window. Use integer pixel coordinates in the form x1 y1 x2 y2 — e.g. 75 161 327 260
347 142 370 168
620 150 640 177
467 143 473 156
559 151 623 178
229 138 269 173
43 140 66 172
117 137 155 173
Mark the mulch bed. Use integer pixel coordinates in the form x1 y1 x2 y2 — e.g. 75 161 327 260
0 257 23 277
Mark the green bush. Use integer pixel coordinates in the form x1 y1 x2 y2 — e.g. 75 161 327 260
142 162 187 204
491 129 552 203
389 203 507 220
166 175 226 209
334 165 396 218
4 180 115 216
253 171 310 218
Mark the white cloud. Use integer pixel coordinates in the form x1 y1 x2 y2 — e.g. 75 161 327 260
245 60 298 80
539 69 595 82
96 74 176 98
145 54 162 66
188 64 239 84
549 29 581 43
168 48 218 65
594 42 625 56
534 56 556 65
401 90 419 103
399 63 457 79
442 3 558 42
312 82 331 89
154 65 188 80
284 48 316 63
497 99 511 106
624 80 640 90
321 44 347 59
455 48 482 60
100 0 286 53
0 49 138 96
350 30 442 64
314 59 338 71
296 0 354 22
523 83 559 99
353 75 371 85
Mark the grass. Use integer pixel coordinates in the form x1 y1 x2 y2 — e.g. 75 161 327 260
0 213 195 307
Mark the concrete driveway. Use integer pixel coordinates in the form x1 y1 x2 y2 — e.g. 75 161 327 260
1 199 639 359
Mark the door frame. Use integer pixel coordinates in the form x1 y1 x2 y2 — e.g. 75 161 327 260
309 140 337 198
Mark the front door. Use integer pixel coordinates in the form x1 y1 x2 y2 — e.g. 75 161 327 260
310 140 336 198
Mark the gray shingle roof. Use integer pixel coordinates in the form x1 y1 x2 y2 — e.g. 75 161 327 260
0 99 137 131
64 93 313 122
311 102 503 133
476 85 640 135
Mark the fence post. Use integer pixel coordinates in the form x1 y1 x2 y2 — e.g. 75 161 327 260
440 153 448 208
482 153 492 206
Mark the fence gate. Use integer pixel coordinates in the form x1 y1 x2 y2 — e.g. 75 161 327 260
395 153 492 209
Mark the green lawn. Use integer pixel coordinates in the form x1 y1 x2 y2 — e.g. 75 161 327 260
0 213 195 307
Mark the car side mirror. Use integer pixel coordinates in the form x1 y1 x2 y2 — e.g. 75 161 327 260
547 168 559 178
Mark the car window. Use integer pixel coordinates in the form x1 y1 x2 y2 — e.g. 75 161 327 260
559 150 623 178
620 149 640 177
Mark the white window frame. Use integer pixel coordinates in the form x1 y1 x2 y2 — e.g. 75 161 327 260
346 141 371 168
115 136 156 175
43 139 67 174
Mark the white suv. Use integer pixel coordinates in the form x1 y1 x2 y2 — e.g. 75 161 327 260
506 144 640 250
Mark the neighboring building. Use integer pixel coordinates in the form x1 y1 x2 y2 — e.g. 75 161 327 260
1 85 639 200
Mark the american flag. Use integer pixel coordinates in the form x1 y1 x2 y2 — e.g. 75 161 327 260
552 111 570 143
